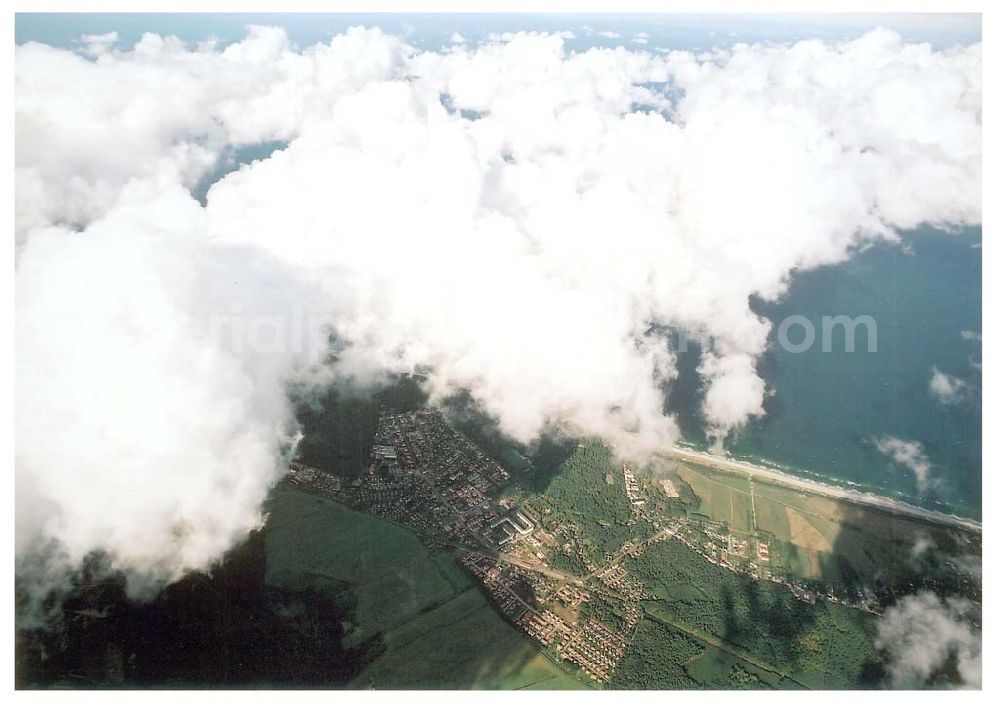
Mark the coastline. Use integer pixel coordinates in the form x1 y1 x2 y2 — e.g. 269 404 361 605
661 445 982 534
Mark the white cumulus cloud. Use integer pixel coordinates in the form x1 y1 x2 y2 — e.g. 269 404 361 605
877 592 981 688
15 182 335 621
873 435 933 492
929 366 968 404
15 26 981 611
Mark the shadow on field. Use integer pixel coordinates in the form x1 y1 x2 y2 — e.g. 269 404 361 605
719 580 817 667
15 532 379 689
294 374 428 479
717 498 982 689
715 569 890 689
441 390 577 494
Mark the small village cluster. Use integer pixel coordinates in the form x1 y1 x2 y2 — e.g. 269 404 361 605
287 408 888 683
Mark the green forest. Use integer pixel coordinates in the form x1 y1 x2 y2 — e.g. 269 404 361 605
625 539 882 688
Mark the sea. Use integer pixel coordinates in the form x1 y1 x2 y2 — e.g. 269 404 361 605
16 14 983 519
670 228 982 520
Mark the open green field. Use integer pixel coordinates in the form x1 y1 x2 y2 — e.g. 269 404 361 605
675 464 753 529
683 642 794 689
351 588 585 689
265 486 459 642
672 460 978 591
264 486 585 689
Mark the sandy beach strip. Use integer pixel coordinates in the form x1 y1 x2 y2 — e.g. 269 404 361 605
661 446 981 534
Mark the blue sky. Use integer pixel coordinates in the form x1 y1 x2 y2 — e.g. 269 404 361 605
15 12 981 51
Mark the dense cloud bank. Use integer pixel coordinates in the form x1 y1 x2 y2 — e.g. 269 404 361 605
15 27 981 613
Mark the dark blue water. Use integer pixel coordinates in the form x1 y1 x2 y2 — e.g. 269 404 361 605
672 228 982 519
